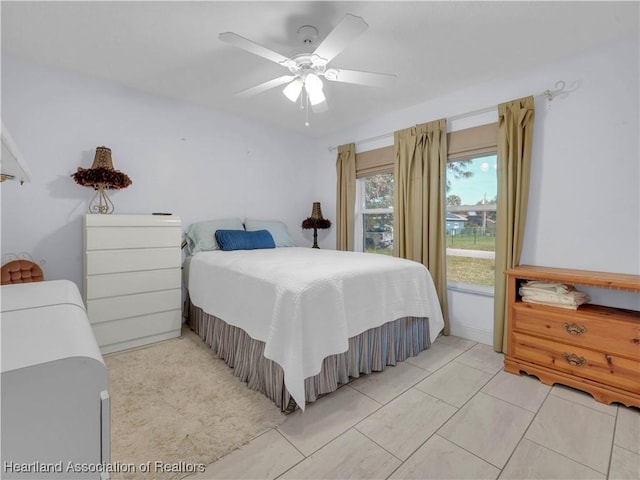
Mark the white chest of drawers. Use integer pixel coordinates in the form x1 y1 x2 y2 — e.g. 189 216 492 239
84 214 182 354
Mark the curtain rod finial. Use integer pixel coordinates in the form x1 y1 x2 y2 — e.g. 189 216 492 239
542 80 566 101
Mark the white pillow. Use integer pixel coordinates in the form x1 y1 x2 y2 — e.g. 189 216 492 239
185 218 245 254
244 219 296 247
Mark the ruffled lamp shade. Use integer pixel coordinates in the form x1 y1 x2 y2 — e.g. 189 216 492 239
71 146 131 214
301 202 331 248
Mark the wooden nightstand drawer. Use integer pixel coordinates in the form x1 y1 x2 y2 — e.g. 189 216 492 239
512 302 640 359
511 332 640 393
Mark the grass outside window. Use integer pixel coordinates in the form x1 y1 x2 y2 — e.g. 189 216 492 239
447 256 495 286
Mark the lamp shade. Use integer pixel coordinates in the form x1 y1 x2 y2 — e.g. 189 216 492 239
283 78 304 102
304 74 325 106
301 202 331 230
71 146 131 190
311 202 325 221
91 146 114 169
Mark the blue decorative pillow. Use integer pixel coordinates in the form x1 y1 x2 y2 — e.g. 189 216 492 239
244 219 296 247
214 229 276 251
185 218 245 253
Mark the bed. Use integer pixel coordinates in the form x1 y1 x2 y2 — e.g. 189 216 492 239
184 219 445 411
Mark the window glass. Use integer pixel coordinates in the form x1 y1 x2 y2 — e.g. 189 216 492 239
357 172 394 255
364 173 393 209
446 154 497 289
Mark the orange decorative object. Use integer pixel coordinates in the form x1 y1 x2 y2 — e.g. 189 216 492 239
1 260 44 285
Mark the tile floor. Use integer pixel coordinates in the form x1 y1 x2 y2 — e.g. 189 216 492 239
189 335 640 480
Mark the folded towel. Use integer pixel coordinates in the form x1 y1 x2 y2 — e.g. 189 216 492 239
519 280 590 309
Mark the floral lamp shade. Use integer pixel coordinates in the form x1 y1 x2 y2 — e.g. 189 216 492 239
301 202 331 248
71 146 131 214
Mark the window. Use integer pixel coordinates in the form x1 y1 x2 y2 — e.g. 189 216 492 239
355 172 394 255
446 123 498 293
351 124 498 273
446 154 497 292
354 145 394 255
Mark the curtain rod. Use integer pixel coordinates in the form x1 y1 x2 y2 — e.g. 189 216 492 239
327 80 566 152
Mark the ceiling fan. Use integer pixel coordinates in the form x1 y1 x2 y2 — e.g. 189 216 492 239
219 14 396 123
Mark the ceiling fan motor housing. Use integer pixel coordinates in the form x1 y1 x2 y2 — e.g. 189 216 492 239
284 54 328 79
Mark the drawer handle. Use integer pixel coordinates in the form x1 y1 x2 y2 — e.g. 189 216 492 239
563 322 587 335
562 353 586 366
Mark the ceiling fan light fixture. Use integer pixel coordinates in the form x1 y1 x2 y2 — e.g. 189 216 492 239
305 73 323 90
283 78 303 102
304 73 324 105
220 13 395 125
304 74 325 106
308 89 326 106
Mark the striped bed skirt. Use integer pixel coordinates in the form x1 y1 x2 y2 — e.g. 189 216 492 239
187 300 432 411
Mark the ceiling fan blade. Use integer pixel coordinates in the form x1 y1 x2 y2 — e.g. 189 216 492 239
236 75 297 97
324 68 396 88
219 32 294 67
311 100 329 114
312 14 368 64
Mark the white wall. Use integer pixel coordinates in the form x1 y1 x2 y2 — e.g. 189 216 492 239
314 35 640 343
1 55 318 295
3 35 638 345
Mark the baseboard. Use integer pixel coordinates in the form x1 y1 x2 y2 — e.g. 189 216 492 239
100 329 181 355
449 321 493 346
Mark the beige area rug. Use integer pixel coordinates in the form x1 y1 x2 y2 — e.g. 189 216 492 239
104 327 287 480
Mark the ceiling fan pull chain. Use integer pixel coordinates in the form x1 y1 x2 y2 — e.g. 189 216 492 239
305 91 310 127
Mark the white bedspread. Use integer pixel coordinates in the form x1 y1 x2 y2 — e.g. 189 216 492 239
188 247 444 410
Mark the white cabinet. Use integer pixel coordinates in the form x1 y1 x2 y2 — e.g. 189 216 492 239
84 214 182 354
1 280 109 479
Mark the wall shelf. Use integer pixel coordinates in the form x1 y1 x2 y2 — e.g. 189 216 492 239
1 123 31 184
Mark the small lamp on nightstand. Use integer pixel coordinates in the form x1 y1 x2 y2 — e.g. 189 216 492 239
301 202 331 249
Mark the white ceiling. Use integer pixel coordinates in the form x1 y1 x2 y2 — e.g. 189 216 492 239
2 1 638 137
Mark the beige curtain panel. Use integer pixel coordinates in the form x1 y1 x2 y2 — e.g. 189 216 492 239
335 143 356 251
393 119 450 335
494 96 535 352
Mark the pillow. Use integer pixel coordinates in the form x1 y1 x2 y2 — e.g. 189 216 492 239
244 219 295 247
185 218 245 254
214 229 276 251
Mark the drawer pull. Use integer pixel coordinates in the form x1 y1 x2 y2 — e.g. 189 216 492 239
562 353 586 366
562 322 587 335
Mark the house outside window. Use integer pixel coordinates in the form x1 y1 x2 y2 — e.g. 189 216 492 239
446 212 467 235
